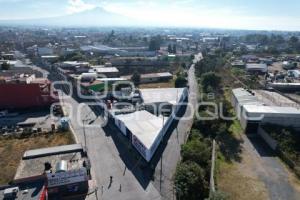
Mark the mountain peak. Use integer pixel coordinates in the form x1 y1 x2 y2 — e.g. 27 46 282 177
0 7 140 27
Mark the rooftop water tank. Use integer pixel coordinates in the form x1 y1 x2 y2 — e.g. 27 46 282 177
56 160 68 173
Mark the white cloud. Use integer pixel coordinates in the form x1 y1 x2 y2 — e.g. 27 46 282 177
67 0 96 14
103 1 300 31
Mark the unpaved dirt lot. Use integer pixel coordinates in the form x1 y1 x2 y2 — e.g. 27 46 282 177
218 134 300 200
0 131 75 185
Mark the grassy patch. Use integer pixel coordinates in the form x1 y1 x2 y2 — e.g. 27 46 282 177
228 120 243 139
139 79 175 89
0 131 75 185
217 160 268 200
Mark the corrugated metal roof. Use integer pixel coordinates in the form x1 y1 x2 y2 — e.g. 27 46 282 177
140 88 186 105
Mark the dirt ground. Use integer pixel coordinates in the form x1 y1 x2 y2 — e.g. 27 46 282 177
0 132 75 185
268 62 284 73
217 131 269 200
217 133 300 200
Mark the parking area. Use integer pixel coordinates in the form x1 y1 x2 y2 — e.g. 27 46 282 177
268 61 300 72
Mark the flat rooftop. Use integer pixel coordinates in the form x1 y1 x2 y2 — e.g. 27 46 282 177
89 67 119 73
232 88 264 106
122 72 173 79
115 110 167 149
244 104 300 115
97 77 126 82
23 144 83 159
15 144 84 181
254 90 299 108
140 88 186 105
246 63 268 69
0 181 44 200
62 61 89 66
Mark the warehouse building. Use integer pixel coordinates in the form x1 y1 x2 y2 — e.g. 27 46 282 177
231 88 265 119
112 88 188 162
114 110 167 161
246 63 268 74
232 88 300 133
89 66 120 78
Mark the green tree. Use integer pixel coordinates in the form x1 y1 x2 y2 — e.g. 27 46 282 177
175 75 187 88
175 161 208 200
173 44 177 54
181 139 211 168
190 54 195 61
168 44 173 53
201 72 221 92
60 52 86 61
288 36 300 52
289 36 299 45
149 35 162 51
1 62 10 70
131 71 141 86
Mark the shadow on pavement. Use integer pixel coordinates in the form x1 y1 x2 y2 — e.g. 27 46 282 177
247 135 276 157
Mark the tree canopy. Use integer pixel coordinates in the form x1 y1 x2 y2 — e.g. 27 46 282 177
175 75 187 88
149 35 162 51
131 71 141 86
1 62 10 70
181 138 211 169
175 161 208 200
201 72 221 92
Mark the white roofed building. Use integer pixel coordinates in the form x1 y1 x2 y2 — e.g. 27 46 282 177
89 66 119 78
111 87 189 162
232 88 300 133
114 111 168 161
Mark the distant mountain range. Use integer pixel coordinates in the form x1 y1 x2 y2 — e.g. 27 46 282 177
0 7 142 27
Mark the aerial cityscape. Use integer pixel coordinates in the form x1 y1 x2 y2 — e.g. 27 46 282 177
0 0 300 200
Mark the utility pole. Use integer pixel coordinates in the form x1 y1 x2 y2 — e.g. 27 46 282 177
160 115 165 192
82 119 88 153
160 151 163 192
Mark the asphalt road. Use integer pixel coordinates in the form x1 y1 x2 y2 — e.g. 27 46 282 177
245 135 300 200
151 53 202 199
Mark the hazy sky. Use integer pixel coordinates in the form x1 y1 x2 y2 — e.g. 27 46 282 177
0 0 300 30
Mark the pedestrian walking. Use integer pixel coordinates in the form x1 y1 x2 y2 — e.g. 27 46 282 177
108 176 113 189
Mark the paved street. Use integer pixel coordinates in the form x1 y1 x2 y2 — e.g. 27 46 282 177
151 53 202 199
244 135 300 200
